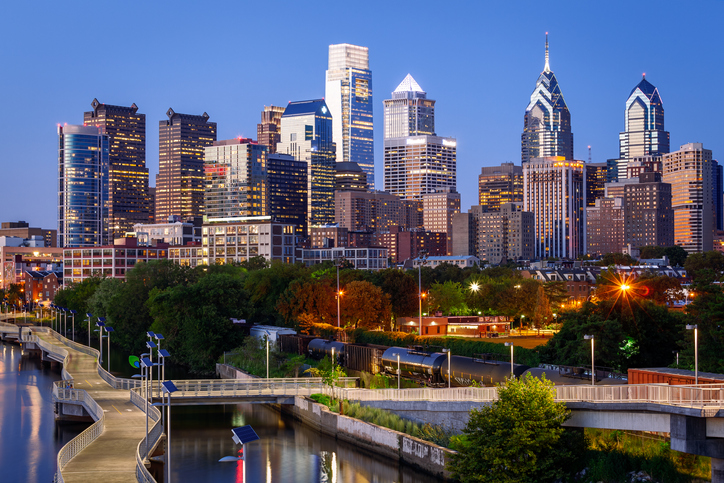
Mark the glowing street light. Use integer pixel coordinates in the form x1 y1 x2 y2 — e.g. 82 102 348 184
505 342 514 379
469 282 480 293
418 250 428 336
584 335 594 386
686 324 698 384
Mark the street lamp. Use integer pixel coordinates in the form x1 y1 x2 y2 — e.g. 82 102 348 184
686 324 698 384
96 318 106 363
393 352 401 390
69 310 77 342
86 313 93 346
418 250 428 336
155 333 165 395
140 357 157 456
334 257 343 328
63 307 67 338
146 339 158 398
584 335 594 386
105 327 114 373
505 342 514 379
263 330 271 379
520 314 525 332
442 348 451 388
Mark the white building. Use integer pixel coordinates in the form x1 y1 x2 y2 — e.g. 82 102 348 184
132 218 201 246
301 246 388 271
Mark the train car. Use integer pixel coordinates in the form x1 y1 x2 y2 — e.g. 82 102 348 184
522 367 627 386
380 347 447 385
307 339 346 363
442 355 530 387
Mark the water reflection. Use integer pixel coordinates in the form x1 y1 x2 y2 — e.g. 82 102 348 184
169 403 440 483
0 341 88 483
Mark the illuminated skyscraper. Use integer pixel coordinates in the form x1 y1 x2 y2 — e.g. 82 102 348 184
325 44 374 187
618 75 669 177
204 139 267 219
155 109 217 222
268 153 308 236
83 99 151 238
58 125 109 247
522 35 573 164
585 162 608 206
384 74 435 139
523 157 585 259
257 105 285 154
277 100 336 228
478 163 523 212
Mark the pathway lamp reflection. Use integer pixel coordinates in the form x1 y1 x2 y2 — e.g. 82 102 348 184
220 425 261 483
505 342 514 379
686 324 698 384
584 335 594 386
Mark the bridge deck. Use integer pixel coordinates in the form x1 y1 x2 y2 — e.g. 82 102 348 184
35 332 149 483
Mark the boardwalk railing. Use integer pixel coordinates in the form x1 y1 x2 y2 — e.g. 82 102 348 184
130 388 163 483
341 387 498 402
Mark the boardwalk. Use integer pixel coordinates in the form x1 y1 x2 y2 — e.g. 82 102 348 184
34 331 152 483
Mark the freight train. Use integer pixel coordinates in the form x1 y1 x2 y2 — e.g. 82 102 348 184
305 338 622 387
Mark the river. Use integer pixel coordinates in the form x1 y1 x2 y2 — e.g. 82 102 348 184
1 339 441 483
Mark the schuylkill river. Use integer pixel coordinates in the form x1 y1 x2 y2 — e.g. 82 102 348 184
0 340 438 483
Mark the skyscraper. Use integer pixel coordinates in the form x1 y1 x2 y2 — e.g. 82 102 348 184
383 74 435 139
277 100 337 228
619 76 669 171
257 105 285 154
523 157 585 259
662 143 714 253
204 139 267 219
83 99 151 237
585 162 608 206
268 153 308 236
623 172 673 249
522 35 573 164
325 44 374 188
422 189 460 255
478 163 524 212
155 109 217 223
58 125 109 247
383 75 455 200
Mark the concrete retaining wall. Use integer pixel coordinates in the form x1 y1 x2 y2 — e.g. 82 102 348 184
215 363 258 380
358 400 488 432
282 396 455 480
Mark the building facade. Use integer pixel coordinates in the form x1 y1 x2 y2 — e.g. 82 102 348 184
335 162 368 191
267 153 308 236
58 124 110 247
586 197 625 256
132 217 202 246
662 143 714 253
623 171 674 249
83 99 152 238
301 246 388 271
0 222 57 247
474 203 535 264
0 246 63 290
523 157 585 259
383 74 435 139
277 100 337 228
335 190 422 232
155 109 217 222
24 271 61 305
204 139 267 219
375 227 447 263
257 105 285 154
522 35 573 164
422 189 460 255
585 162 608 206
325 44 374 188
478 163 524 212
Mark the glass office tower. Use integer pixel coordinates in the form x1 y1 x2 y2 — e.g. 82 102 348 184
325 44 374 188
522 35 573 164
277 100 337 228
58 125 110 247
383 74 435 139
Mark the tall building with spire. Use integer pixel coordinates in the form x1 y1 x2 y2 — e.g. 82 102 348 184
83 99 151 239
383 74 435 139
325 44 374 188
522 34 573 164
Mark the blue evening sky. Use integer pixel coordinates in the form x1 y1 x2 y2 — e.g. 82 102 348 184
1 1 722 230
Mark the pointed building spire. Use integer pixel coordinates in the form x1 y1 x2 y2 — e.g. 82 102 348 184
544 32 551 73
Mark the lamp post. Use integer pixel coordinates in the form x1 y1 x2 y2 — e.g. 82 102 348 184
263 330 271 380
155 333 164 396
442 348 451 388
140 357 155 456
160 380 178 483
394 352 401 390
69 310 77 342
86 313 93 346
63 308 67 338
520 314 525 332
334 257 343 328
105 327 114 373
505 342 514 379
673 350 679 368
147 331 156 397
96 319 105 363
686 324 698 384
584 335 594 386
418 250 428 336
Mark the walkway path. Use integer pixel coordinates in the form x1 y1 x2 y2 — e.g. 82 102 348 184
35 331 151 483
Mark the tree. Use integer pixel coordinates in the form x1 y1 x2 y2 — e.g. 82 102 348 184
369 269 418 327
665 245 688 267
685 251 724 282
276 279 335 328
53 277 104 315
306 355 347 401
428 280 465 315
340 280 392 329
638 245 666 260
682 284 724 373
240 256 270 271
597 252 636 266
532 284 553 330
449 374 584 483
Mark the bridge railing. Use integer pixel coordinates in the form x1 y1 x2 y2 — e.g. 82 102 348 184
130 388 163 483
157 377 358 398
341 386 499 402
555 383 724 408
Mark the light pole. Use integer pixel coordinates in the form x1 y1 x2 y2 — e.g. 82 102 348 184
69 310 77 342
96 318 106 363
442 348 451 388
418 250 428 336
520 314 525 332
105 327 114 373
673 350 679 368
146 339 158 398
155 333 164 396
334 257 343 328
86 313 93 346
63 308 67 338
584 335 594 386
262 330 271 380
160 381 178 483
394 352 401 390
140 357 154 456
505 342 514 379
687 324 698 384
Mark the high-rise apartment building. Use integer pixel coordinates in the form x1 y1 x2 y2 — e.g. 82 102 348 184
83 99 152 238
277 100 337 228
662 143 714 253
58 125 109 247
478 163 523 212
522 35 573 164
155 109 217 222
422 189 460 255
523 157 585 259
335 162 368 191
586 162 607 206
257 105 285 154
335 190 422 232
623 172 673 249
586 197 624 256
325 44 374 188
384 136 456 200
268 153 308 236
204 139 267 219
618 76 669 181
383 74 435 139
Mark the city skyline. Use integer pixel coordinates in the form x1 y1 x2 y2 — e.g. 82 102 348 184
1 1 723 229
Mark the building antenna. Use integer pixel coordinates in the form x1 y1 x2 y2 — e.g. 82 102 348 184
544 32 550 73
588 145 592 164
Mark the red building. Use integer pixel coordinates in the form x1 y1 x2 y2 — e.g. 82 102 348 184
375 226 447 263
395 315 511 337
24 270 62 305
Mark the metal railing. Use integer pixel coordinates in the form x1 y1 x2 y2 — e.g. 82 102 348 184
130 388 163 483
144 377 359 399
341 387 499 402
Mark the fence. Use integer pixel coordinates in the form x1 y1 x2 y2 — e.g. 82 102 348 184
130 388 163 483
161 377 359 399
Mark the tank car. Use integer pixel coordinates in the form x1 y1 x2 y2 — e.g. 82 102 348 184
307 339 346 363
380 347 447 385
441 355 530 387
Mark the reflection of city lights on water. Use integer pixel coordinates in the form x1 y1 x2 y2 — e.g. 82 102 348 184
235 456 243 483
266 453 272 482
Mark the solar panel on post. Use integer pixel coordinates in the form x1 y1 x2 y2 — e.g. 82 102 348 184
231 425 260 445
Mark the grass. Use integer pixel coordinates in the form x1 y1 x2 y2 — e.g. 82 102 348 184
309 394 454 448
582 429 710 482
